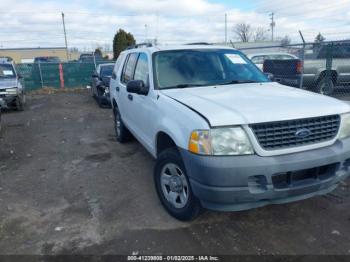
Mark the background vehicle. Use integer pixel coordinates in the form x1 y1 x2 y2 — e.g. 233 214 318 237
260 43 350 94
110 44 350 221
78 53 104 63
90 63 114 107
0 98 4 132
247 52 298 70
0 60 25 110
263 58 303 87
303 43 350 94
33 56 61 63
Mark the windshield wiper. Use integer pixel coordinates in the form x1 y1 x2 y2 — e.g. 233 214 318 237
162 84 207 89
217 80 258 86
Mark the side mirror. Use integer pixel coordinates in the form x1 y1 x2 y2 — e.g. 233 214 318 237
92 72 98 78
127 80 149 95
265 73 274 81
17 74 23 79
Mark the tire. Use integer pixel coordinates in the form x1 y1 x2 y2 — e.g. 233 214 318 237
15 95 25 111
316 76 335 95
90 83 95 97
96 95 104 108
113 106 131 143
154 148 202 221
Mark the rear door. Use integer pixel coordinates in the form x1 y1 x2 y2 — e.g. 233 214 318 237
118 53 139 129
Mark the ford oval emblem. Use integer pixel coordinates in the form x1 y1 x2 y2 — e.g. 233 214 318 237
295 128 312 139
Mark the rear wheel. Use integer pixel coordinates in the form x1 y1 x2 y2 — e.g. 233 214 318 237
154 148 202 221
316 77 335 95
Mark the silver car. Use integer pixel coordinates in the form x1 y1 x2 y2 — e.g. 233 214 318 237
0 59 25 110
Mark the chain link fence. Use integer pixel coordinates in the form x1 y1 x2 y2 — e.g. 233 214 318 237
16 61 112 91
238 40 350 100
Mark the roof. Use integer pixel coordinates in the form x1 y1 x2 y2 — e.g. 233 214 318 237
122 44 236 54
246 52 298 58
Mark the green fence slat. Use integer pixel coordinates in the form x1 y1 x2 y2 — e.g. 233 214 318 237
15 61 113 91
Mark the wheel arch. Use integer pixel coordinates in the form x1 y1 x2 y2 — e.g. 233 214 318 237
316 70 338 84
156 131 179 157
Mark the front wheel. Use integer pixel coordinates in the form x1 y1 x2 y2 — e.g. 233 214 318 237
154 148 202 221
15 95 25 111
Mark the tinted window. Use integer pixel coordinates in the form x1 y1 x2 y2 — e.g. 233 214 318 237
100 65 114 77
0 64 16 78
121 53 138 84
134 53 149 84
154 49 268 89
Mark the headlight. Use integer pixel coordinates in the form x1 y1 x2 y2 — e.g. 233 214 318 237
188 127 254 156
6 88 17 94
338 113 350 140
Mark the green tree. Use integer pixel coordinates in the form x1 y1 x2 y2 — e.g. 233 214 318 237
113 29 136 59
315 33 325 43
94 48 103 57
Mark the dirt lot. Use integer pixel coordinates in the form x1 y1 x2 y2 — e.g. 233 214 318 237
0 90 350 255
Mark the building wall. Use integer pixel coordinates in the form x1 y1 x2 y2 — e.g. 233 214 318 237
0 48 80 63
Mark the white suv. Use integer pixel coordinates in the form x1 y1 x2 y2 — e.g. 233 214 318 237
110 44 350 221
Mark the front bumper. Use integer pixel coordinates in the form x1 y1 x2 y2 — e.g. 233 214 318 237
179 137 350 211
0 95 17 107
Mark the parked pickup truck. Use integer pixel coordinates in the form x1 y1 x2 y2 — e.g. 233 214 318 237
263 43 350 94
263 58 303 87
110 44 350 221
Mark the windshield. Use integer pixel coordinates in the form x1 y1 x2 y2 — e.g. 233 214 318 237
153 49 269 89
0 64 16 78
100 65 114 77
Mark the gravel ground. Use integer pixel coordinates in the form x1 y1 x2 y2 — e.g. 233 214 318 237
0 90 350 255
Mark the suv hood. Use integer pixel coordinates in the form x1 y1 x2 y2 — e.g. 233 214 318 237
161 82 350 126
0 79 18 89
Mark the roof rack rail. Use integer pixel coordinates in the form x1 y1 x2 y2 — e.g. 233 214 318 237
126 43 153 50
186 42 212 45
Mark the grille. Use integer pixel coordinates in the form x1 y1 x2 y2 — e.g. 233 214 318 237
250 115 340 150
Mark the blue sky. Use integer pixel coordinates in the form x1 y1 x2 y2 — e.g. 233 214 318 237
0 0 349 50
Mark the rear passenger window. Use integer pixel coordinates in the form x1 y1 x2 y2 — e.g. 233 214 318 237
121 53 138 84
134 53 149 84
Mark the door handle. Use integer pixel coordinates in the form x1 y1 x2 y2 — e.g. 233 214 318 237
128 94 133 101
116 86 120 92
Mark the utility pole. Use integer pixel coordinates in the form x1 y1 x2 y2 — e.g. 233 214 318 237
270 12 275 42
61 12 69 61
225 13 227 45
